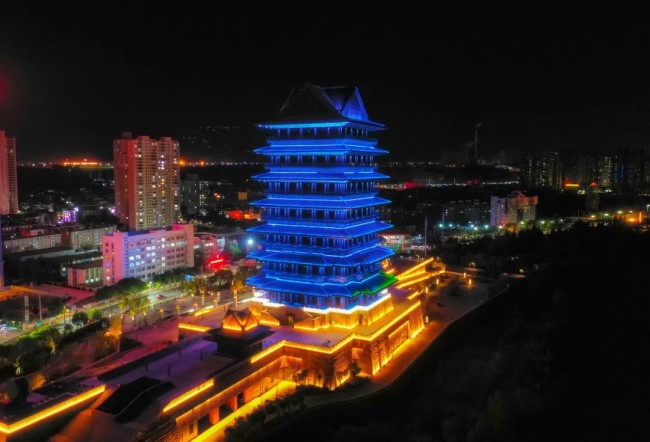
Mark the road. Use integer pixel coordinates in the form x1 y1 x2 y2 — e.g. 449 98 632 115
0 278 251 344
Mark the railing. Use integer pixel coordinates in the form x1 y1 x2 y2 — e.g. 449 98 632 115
263 189 379 197
259 241 381 255
260 216 379 227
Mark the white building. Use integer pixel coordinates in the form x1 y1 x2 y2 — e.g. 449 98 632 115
103 224 194 284
490 192 538 227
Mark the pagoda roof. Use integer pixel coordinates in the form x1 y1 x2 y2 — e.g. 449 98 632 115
247 220 392 237
255 143 388 156
247 272 396 298
259 83 384 129
250 196 390 209
249 246 393 267
253 171 389 182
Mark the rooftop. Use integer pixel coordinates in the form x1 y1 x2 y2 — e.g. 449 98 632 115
260 83 384 129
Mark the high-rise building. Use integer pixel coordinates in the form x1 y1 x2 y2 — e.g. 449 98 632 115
612 149 646 190
102 223 194 284
181 173 215 216
522 151 562 190
247 83 396 312
490 191 538 227
0 130 19 215
442 200 490 226
596 154 614 189
113 133 180 230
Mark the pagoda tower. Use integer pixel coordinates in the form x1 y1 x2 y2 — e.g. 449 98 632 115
247 83 396 320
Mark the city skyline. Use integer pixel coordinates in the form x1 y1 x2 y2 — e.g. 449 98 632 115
2 5 650 162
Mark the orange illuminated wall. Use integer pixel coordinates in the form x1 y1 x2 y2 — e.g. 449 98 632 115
0 385 105 436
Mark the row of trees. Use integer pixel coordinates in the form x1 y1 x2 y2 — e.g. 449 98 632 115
95 277 148 301
0 309 106 383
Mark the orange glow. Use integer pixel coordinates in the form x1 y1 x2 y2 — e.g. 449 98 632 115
396 274 432 289
385 268 396 274
250 302 422 364
60 159 108 168
194 307 215 317
191 381 296 442
396 269 427 281
162 379 215 413
302 293 391 315
565 183 580 188
178 323 211 332
397 257 434 278
0 385 105 435
223 320 258 332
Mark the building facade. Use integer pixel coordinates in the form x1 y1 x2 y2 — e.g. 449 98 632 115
490 191 538 227
522 151 562 190
2 233 62 253
181 173 215 216
113 133 181 230
442 199 490 226
246 83 396 312
102 223 194 284
0 131 19 215
67 261 103 288
612 149 646 190
62 225 117 250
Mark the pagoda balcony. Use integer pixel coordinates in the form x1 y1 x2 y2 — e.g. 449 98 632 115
264 135 379 143
264 189 379 197
258 240 381 256
261 215 379 226
251 195 390 210
258 270 381 285
265 161 379 168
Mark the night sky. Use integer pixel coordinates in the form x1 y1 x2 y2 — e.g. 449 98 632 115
1 3 650 162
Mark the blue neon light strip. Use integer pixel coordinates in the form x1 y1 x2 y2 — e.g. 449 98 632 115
257 122 348 129
247 272 396 298
249 247 393 266
247 96 394 308
254 172 388 181
248 221 392 237
251 196 389 210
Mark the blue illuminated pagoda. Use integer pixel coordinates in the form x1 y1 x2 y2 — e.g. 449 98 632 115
247 83 396 311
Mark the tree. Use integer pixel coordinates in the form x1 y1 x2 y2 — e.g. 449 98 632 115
72 311 89 329
43 328 61 355
88 308 103 322
232 266 258 292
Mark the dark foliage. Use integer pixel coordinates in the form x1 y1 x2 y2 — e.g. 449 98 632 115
259 225 649 442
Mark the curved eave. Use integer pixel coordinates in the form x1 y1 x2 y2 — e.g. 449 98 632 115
247 272 397 298
254 145 389 156
249 246 394 267
250 196 390 209
253 172 389 181
257 118 384 130
247 221 392 237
